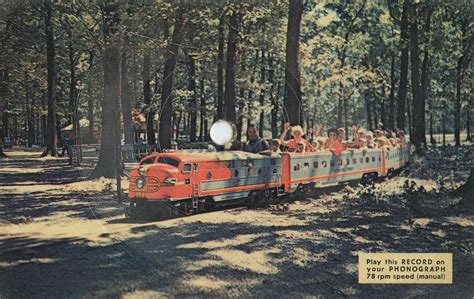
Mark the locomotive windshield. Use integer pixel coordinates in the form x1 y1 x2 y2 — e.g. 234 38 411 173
157 157 180 168
140 157 155 165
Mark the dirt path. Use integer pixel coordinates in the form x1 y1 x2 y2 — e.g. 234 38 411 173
0 149 473 298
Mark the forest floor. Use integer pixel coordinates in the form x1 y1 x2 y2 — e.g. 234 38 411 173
0 146 473 298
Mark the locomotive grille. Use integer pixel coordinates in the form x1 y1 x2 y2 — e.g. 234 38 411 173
131 177 160 192
146 177 160 192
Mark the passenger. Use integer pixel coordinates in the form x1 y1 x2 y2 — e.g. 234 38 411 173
310 139 319 152
337 128 347 149
260 138 282 156
389 137 398 147
375 137 388 149
366 131 375 148
315 123 324 137
242 124 270 154
324 128 344 156
347 126 366 149
317 137 327 151
295 141 306 153
279 122 312 152
397 130 407 145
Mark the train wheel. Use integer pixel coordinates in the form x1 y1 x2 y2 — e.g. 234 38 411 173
361 173 376 185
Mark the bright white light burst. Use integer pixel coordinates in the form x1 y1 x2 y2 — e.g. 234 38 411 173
210 120 234 145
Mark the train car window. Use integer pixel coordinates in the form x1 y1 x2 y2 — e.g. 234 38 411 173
192 164 198 171
346 159 350 165
360 158 364 164
234 170 239 177
353 158 357 164
182 163 192 173
330 160 335 167
366 157 370 163
322 161 327 168
248 160 254 167
372 157 375 162
273 168 277 173
206 172 212 180
338 160 343 166
378 156 381 162
270 159 276 165
294 164 300 171
225 161 235 168
157 157 179 168
313 161 318 168
258 168 262 175
140 157 155 165
304 162 310 169
241 160 249 167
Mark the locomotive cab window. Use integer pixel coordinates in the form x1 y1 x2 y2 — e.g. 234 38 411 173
182 163 192 173
140 157 155 165
366 157 370 163
157 157 180 168
313 161 318 168
294 164 300 171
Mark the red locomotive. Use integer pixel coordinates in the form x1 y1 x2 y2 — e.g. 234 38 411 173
126 145 410 219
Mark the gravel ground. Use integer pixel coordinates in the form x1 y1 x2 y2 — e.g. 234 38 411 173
0 148 473 298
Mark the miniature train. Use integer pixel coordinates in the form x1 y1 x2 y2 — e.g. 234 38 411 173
126 146 410 218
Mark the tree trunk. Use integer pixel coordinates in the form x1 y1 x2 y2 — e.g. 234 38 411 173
42 0 58 157
216 15 225 121
91 2 122 178
442 114 446 147
365 91 373 131
397 0 410 131
420 8 432 146
409 3 425 150
143 51 156 145
187 52 197 142
87 52 95 144
466 108 471 141
121 44 133 144
284 0 303 125
269 56 278 138
454 58 462 146
429 111 435 145
259 50 266 137
159 12 186 149
388 55 396 130
202 78 208 141
223 10 240 124
451 168 474 206
68 23 80 146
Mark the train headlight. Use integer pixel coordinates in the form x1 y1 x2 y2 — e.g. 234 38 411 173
138 168 146 176
136 177 146 189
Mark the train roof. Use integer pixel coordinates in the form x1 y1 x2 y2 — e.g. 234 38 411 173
147 151 273 163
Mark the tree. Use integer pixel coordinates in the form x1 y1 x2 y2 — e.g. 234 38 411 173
284 0 304 126
392 0 410 132
409 2 426 150
158 9 187 149
91 2 122 178
41 0 58 157
223 7 241 124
